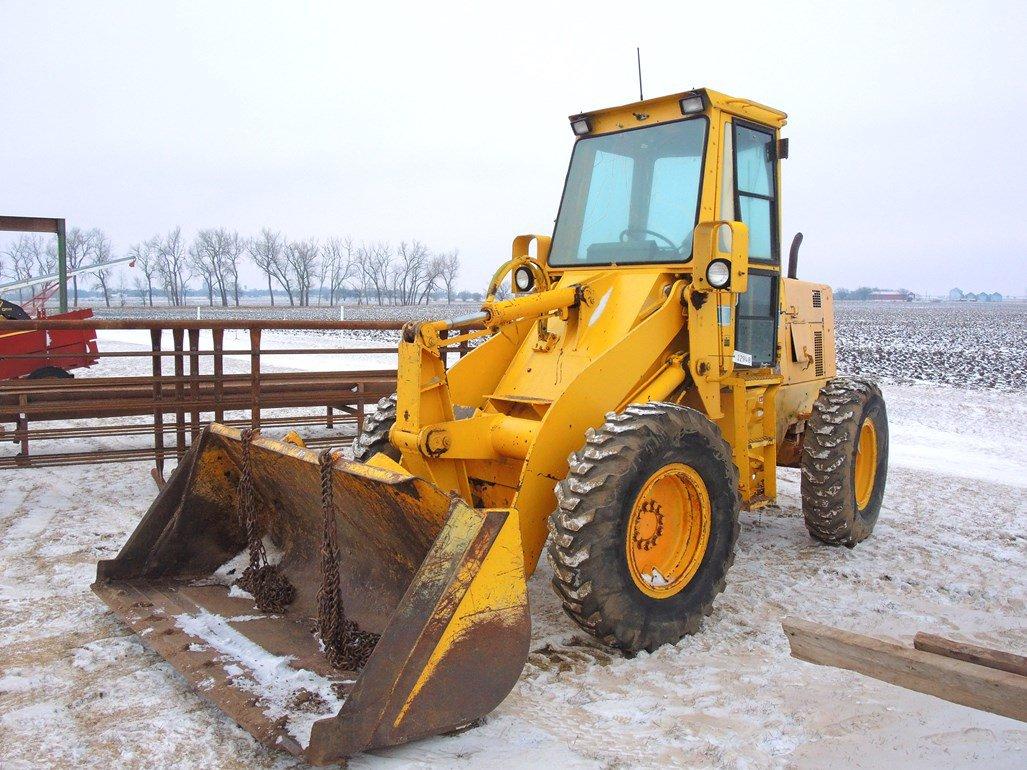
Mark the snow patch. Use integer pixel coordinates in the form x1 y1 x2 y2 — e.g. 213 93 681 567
207 536 286 587
228 585 254 600
174 608 344 749
72 636 145 672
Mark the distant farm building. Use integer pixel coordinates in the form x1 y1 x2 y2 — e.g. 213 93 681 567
869 290 914 301
954 290 1002 302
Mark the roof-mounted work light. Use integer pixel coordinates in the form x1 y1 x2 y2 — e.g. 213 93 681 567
570 116 592 136
679 91 706 115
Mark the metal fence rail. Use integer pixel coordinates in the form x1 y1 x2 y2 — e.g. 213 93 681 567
0 318 469 475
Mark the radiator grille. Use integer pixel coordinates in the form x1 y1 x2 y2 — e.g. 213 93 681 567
814 330 825 376
812 289 822 308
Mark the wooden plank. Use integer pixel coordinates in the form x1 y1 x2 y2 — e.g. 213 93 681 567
0 215 60 234
782 617 1027 723
914 631 1027 678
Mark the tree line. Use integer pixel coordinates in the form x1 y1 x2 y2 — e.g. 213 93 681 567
1 226 462 308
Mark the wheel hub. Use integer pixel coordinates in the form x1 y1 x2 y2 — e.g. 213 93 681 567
626 463 711 598
631 499 665 550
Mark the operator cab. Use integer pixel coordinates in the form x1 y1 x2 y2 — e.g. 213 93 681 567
547 88 787 369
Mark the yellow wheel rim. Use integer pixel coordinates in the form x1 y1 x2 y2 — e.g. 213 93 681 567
854 417 878 510
626 463 711 599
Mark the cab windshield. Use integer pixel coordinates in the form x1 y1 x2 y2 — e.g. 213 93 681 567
549 118 707 266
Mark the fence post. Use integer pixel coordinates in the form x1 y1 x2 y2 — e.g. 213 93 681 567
249 327 261 430
172 328 185 459
17 394 29 460
187 328 201 442
150 329 165 479
212 327 224 423
56 218 68 313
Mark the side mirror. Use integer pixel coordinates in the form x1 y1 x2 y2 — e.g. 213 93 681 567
692 221 749 293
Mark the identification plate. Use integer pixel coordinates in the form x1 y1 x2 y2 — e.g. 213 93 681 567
733 350 753 366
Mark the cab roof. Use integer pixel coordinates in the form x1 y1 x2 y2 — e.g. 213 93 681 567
571 87 787 135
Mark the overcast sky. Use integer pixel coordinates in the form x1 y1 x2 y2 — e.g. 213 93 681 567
2 1 1025 295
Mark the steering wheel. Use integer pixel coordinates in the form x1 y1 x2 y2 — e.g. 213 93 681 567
619 228 680 252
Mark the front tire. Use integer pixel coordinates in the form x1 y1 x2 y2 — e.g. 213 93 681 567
801 378 889 547
547 403 740 652
353 393 399 462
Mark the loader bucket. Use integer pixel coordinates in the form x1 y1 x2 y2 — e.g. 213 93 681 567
92 424 531 765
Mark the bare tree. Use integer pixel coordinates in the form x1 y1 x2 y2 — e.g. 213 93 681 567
438 249 460 303
190 228 245 306
131 274 148 305
2 236 37 302
127 241 159 306
394 240 438 305
419 253 444 304
221 230 245 306
155 227 190 306
321 236 355 305
355 241 393 306
285 239 319 306
188 237 218 306
91 231 115 308
248 228 293 305
65 227 91 306
28 235 57 277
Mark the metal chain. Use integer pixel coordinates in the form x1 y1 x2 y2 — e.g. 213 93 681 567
235 428 295 613
316 448 380 670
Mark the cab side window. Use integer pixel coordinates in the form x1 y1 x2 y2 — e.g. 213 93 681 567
732 123 777 261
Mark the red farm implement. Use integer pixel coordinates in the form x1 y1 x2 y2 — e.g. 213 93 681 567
0 306 99 380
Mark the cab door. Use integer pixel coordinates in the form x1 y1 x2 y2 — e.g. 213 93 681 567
722 119 780 368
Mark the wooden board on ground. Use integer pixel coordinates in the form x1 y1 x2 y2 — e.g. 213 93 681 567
782 617 1027 723
913 631 1027 678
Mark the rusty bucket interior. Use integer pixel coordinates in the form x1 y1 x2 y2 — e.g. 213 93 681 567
93 424 531 765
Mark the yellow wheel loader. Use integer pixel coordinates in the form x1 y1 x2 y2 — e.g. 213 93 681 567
93 87 889 764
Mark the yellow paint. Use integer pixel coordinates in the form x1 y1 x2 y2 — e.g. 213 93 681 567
854 417 878 509
625 463 711 598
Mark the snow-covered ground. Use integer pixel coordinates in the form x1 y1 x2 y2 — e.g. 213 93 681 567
2 379 1024 769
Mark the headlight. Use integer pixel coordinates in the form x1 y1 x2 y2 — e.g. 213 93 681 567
513 265 535 292
706 259 731 289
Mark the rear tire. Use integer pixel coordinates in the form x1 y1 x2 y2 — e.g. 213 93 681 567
547 403 740 652
26 366 73 380
353 393 400 462
801 378 888 547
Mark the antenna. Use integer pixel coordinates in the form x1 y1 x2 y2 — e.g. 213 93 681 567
636 47 644 101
